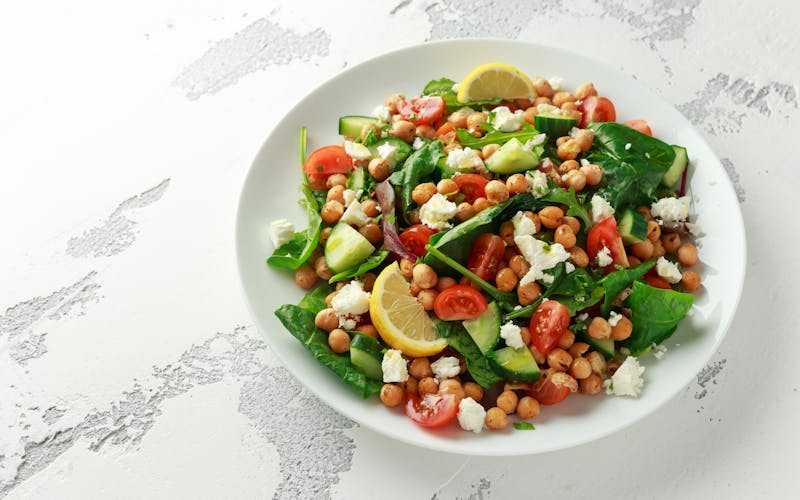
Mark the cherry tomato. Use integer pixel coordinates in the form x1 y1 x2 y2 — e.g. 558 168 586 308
530 300 571 355
399 224 438 257
466 234 505 281
433 285 488 321
397 96 445 125
624 119 653 136
644 271 672 289
302 145 353 176
528 375 571 405
587 216 629 271
579 96 617 128
452 174 488 204
405 392 458 427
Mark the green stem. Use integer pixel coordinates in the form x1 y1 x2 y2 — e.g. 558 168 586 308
299 126 308 166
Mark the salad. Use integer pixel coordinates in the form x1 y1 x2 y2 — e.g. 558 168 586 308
267 63 700 434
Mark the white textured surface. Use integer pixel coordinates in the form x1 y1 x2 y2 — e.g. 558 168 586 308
0 1 797 498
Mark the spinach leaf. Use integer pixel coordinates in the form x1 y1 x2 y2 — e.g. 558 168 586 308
514 422 535 430
588 122 676 210
541 187 592 230
297 284 333 314
422 77 501 112
435 320 502 388
267 180 322 270
393 141 444 219
556 288 604 315
456 121 543 150
329 250 389 283
622 281 694 355
275 304 382 398
597 261 655 316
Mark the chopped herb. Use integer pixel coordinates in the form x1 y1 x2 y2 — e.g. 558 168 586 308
514 422 535 430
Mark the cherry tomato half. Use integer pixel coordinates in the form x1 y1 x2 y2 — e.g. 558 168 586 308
528 373 574 405
579 96 617 128
644 270 672 289
452 174 488 204
433 285 488 321
624 119 653 136
530 300 571 355
587 216 629 272
302 145 353 176
399 224 438 257
405 392 458 428
466 233 505 281
397 96 446 125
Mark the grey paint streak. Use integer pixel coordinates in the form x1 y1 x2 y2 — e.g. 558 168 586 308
599 0 700 47
720 158 746 202
175 18 331 100
432 477 493 500
695 358 727 399
678 73 798 135
425 0 553 40
66 179 170 258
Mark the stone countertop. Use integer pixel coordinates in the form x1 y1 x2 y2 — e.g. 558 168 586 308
1 1 797 498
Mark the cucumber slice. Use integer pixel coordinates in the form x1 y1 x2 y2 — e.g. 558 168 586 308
488 346 541 382
339 115 379 139
484 138 540 174
618 207 648 244
534 112 578 138
436 156 475 177
347 166 368 192
462 302 501 354
324 222 375 273
661 145 688 187
350 333 384 380
368 137 412 168
575 329 615 359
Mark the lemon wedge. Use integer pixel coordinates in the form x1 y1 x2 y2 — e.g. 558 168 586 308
456 62 537 103
370 262 447 357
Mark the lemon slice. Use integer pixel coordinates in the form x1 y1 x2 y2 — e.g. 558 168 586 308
456 62 537 103
370 262 447 357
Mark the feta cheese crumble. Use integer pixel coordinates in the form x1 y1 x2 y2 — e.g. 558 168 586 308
606 356 645 397
332 280 371 329
591 194 615 223
268 219 294 248
596 246 613 267
536 103 562 116
431 356 461 379
372 105 392 123
420 193 458 230
608 311 623 327
522 133 547 150
376 142 398 161
511 211 537 237
565 262 576 274
624 142 632 150
342 188 358 207
685 222 703 236
514 235 571 285
412 137 425 150
445 147 484 171
656 256 682 284
489 106 525 132
457 397 486 433
650 196 691 223
652 343 668 360
344 140 372 160
525 170 549 198
382 349 409 383
340 199 369 227
500 322 524 349
548 76 563 91
576 313 589 322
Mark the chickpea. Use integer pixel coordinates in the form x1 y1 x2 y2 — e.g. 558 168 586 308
328 328 350 353
539 206 564 229
559 159 579 173
361 272 377 292
630 239 654 260
314 256 333 280
319 226 332 244
517 282 542 306
355 324 378 338
554 224 577 249
529 344 546 365
563 216 581 234
380 383 404 407
652 239 666 259
448 110 469 129
636 205 653 221
580 373 603 395
481 143 500 159
321 200 344 224
516 396 540 419
678 242 698 266
570 357 592 380
509 254 531 279
506 173 528 194
558 329 575 350
532 77 555 98
682 270 701 291
438 379 465 401
586 351 607 375
485 180 510 204
412 263 438 289
463 382 484 402
606 358 622 376
568 342 590 358
399 258 414 278
557 139 581 161
533 96 552 106
404 376 419 396
547 348 573 372
416 124 435 139
646 220 661 243
456 202 476 221
416 289 437 310
561 101 579 114
368 158 390 181
662 233 682 253
391 120 416 143
485 407 509 430
552 91 576 107
556 136 571 147
384 93 404 113
437 276 457 292
325 291 337 308
418 377 439 395
308 173 328 190
412 182 437 205
326 173 347 188
611 315 633 341
588 317 612 339
466 112 488 133
523 106 537 125
564 169 587 192
472 197 491 213
409 282 421 297
570 247 589 268
628 255 642 267
520 326 531 346
360 122 381 142
336 280 347 291
523 211 541 232
325 184 344 204
572 129 595 152
498 220 515 246
575 82 598 100
315 308 339 332
408 358 433 379
437 178 459 197
580 164 604 186
443 142 462 154
361 199 379 218
496 390 519 414
495 267 519 292
359 223 383 245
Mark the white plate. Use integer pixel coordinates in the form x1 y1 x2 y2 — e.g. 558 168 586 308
235 39 746 455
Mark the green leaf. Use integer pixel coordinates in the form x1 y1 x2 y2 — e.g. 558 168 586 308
456 121 542 150
421 77 501 112
266 182 322 270
435 320 502 388
514 422 535 431
297 284 334 315
393 141 444 219
597 261 655 316
622 281 694 356
540 187 592 230
329 250 389 283
275 304 382 398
